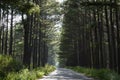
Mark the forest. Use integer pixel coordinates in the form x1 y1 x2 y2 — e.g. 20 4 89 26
59 0 120 71
0 0 120 80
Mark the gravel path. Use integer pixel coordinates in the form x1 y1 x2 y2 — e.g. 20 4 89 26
39 68 94 80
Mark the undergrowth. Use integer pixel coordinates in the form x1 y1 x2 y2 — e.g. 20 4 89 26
67 66 120 80
0 54 55 80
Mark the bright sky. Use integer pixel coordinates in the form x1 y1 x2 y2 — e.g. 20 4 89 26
56 0 64 3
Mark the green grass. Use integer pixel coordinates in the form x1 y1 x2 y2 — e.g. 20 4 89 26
67 66 120 80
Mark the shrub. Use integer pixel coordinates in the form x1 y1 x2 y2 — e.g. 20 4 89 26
5 69 37 80
5 64 55 80
3 59 23 73
0 59 55 80
36 71 44 78
43 64 55 75
0 55 13 72
0 54 23 79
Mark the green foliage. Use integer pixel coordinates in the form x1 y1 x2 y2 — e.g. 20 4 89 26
67 66 120 80
5 69 36 80
19 2 40 15
4 59 23 72
0 55 13 71
1 0 40 15
43 64 56 75
0 55 23 78
36 71 44 78
0 55 12 79
35 64 56 76
35 64 55 78
4 64 55 80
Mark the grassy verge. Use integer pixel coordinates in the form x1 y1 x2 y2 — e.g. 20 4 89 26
5 64 55 80
0 54 55 80
67 66 120 80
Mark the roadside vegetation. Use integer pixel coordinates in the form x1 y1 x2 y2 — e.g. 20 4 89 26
0 54 55 80
67 66 120 80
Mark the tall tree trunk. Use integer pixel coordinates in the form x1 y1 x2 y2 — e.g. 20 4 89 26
38 24 41 66
9 9 13 55
105 5 112 69
1 24 4 54
115 0 120 73
23 15 31 68
93 9 100 68
0 27 1 54
1 10 5 54
4 9 9 55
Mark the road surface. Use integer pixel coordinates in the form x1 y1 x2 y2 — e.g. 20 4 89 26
39 68 94 80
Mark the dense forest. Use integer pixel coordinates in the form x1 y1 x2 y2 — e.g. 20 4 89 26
0 0 120 80
59 0 120 73
0 0 61 68
0 0 60 79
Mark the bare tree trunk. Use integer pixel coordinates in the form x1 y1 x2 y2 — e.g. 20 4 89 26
105 5 112 69
115 0 120 73
5 9 9 55
1 10 5 54
23 15 31 68
93 9 100 68
0 28 1 54
9 9 13 55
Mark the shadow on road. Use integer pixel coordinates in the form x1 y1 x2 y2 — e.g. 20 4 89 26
39 68 94 80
